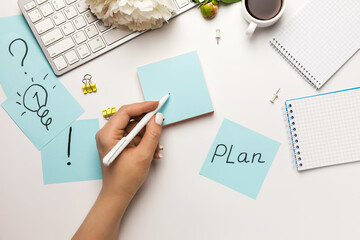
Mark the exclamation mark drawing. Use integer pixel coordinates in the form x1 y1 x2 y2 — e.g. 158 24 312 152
67 127 72 166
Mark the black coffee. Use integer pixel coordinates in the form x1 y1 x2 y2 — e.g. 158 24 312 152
245 0 282 20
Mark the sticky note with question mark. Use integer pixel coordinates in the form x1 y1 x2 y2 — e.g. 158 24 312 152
1 68 84 149
0 15 51 97
41 119 102 184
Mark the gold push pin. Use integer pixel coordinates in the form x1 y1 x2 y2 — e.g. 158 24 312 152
270 88 280 103
216 29 221 45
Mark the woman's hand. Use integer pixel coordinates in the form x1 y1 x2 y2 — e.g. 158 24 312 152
96 101 164 199
73 101 164 240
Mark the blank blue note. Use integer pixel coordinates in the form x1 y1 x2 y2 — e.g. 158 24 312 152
137 51 214 126
0 15 51 97
200 118 280 199
41 119 102 184
2 68 84 149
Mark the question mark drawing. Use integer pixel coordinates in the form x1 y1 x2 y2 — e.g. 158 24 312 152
8 38 28 75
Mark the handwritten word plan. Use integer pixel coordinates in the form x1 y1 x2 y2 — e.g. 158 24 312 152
200 118 280 199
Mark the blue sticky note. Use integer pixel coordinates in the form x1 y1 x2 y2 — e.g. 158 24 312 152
137 51 214 126
41 119 102 184
2 68 84 149
0 15 51 96
200 118 280 199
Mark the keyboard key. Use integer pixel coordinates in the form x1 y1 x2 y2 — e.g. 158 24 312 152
73 16 86 29
34 18 54 34
96 21 110 32
84 25 98 38
28 9 42 23
36 0 48 4
174 0 189 8
103 28 132 45
64 6 77 19
88 36 105 53
47 37 75 57
24 1 36 11
65 0 77 4
52 12 66 25
53 55 67 71
64 50 79 65
84 11 97 24
40 2 54 17
73 31 87 44
51 0 65 10
76 44 90 59
41 28 63 46
75 0 89 13
61 22 75 35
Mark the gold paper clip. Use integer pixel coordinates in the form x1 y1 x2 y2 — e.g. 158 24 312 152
102 107 117 119
82 74 97 94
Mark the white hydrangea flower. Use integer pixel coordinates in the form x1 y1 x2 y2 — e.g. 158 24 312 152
86 0 177 31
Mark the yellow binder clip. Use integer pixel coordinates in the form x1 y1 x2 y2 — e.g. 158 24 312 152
82 74 97 94
102 107 117 119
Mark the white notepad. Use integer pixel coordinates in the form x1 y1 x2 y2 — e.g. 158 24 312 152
271 0 360 89
285 87 360 171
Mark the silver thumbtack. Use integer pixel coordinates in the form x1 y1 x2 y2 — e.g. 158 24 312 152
216 29 220 45
270 88 280 103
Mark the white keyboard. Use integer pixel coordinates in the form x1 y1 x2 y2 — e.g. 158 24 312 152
18 0 196 75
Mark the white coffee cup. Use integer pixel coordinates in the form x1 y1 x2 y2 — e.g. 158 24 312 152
241 0 286 37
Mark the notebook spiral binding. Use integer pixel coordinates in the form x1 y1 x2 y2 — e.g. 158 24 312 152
282 106 298 169
285 102 303 169
270 38 321 89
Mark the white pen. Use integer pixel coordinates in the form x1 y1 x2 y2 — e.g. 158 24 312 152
102 93 170 166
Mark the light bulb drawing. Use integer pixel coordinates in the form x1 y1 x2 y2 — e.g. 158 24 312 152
16 73 54 131
23 84 48 111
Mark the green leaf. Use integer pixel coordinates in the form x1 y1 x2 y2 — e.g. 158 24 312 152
220 0 242 4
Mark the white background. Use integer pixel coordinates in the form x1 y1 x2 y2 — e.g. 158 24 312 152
1 0 360 239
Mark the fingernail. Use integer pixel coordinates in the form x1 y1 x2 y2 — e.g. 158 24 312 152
158 153 163 159
155 113 164 126
159 144 164 150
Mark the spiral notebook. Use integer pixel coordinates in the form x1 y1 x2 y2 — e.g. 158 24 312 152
285 87 360 171
270 0 360 89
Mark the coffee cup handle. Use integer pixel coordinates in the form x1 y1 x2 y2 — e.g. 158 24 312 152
246 22 257 37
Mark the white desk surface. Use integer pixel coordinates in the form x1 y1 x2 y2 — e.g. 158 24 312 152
1 1 360 239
